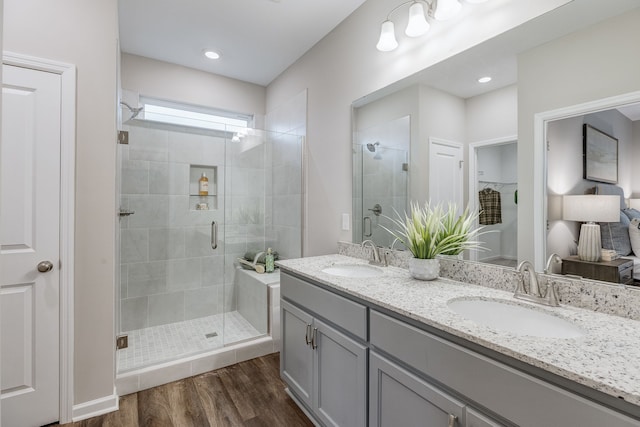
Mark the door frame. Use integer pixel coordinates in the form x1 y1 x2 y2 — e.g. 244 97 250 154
3 52 77 424
468 135 518 261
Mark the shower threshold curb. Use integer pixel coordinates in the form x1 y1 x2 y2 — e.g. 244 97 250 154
115 335 276 396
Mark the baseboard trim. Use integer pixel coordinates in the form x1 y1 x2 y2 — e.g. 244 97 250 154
71 388 119 422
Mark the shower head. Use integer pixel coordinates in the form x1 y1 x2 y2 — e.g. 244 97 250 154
366 142 380 152
120 101 144 120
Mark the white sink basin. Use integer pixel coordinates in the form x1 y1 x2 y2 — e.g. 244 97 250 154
447 298 585 339
321 264 384 278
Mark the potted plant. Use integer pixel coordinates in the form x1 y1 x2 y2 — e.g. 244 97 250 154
382 202 483 280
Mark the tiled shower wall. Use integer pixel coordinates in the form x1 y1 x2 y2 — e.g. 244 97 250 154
119 124 267 331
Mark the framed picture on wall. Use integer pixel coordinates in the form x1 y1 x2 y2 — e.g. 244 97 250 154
583 124 618 184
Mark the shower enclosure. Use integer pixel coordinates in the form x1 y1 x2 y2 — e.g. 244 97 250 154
116 118 303 373
353 116 410 247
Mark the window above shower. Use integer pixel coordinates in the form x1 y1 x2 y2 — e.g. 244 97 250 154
139 97 253 133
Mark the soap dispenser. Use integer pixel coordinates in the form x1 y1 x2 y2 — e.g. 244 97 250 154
198 173 209 196
265 248 275 273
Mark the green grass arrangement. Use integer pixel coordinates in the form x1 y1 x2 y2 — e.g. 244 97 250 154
382 201 484 259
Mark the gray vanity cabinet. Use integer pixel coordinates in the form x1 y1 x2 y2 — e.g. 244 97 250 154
466 408 505 427
281 270 640 427
370 351 465 427
281 300 314 407
281 273 368 427
313 318 367 427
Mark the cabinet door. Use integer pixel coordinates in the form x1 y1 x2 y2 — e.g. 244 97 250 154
370 351 465 427
281 300 314 407
313 318 367 427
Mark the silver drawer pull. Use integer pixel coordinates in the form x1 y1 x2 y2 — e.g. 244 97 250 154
447 414 457 427
305 324 312 345
311 327 318 349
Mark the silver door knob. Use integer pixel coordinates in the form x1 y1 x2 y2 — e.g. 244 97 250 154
37 261 54 273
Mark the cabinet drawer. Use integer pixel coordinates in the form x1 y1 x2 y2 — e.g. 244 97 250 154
466 408 505 427
370 310 640 427
281 272 367 340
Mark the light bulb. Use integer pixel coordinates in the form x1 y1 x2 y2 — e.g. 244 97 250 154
478 76 492 83
376 20 398 52
405 2 430 37
203 50 220 60
434 0 462 21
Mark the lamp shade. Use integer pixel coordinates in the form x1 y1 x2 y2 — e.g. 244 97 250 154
562 195 620 223
434 0 462 21
629 199 640 210
376 20 398 51
405 2 430 37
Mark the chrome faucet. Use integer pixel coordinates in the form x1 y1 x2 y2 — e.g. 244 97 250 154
514 260 559 307
544 253 563 274
517 261 541 297
361 240 385 266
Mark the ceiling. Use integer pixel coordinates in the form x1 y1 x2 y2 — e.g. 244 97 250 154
118 0 367 87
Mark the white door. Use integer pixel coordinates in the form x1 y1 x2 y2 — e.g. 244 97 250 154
0 64 62 426
428 138 463 210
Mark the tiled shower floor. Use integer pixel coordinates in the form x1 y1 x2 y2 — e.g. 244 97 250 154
117 311 262 372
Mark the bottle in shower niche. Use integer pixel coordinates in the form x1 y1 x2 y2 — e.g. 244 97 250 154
265 248 275 273
198 173 209 196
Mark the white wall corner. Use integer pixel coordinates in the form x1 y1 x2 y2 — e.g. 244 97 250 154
71 388 119 422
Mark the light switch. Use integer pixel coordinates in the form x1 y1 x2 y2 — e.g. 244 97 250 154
342 213 350 231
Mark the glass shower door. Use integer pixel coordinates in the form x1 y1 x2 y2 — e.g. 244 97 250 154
360 144 409 247
117 123 228 372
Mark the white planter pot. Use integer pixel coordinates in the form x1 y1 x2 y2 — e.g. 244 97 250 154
408 258 439 281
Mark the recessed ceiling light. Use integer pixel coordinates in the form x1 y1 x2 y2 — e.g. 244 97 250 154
478 76 492 83
204 50 221 60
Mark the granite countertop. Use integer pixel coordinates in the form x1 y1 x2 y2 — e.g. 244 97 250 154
277 254 640 407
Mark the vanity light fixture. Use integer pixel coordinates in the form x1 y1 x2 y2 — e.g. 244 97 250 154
433 0 462 21
478 76 492 83
203 50 221 60
376 0 487 52
562 195 619 261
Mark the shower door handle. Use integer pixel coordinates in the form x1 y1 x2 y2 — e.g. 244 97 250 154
364 216 372 237
211 221 218 250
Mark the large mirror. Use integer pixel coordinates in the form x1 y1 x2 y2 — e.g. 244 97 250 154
352 0 640 276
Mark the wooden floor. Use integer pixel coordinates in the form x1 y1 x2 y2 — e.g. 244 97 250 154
59 353 313 427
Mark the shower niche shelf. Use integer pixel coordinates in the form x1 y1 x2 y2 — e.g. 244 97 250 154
189 165 217 210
